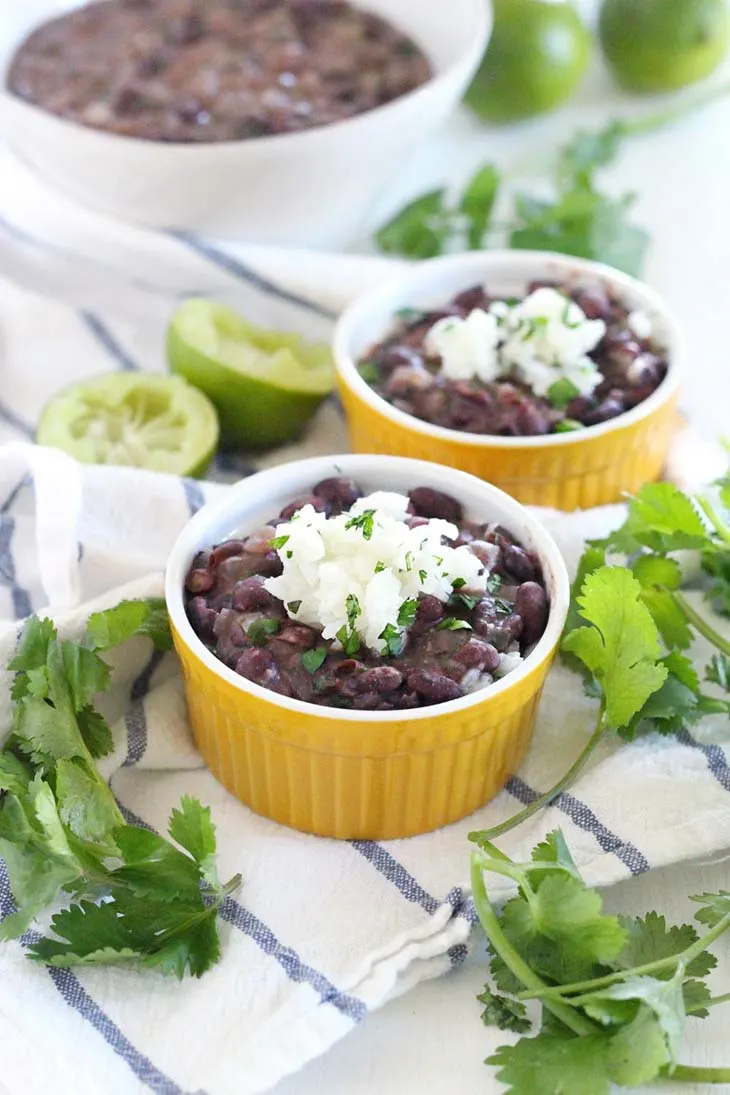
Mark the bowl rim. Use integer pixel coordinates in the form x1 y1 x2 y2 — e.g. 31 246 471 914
333 249 682 450
165 453 570 723
0 0 490 152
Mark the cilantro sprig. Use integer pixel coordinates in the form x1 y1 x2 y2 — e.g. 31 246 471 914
0 601 241 978
471 476 730 845
375 86 730 275
472 833 730 1092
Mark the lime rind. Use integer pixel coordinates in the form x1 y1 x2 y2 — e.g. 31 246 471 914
174 299 334 394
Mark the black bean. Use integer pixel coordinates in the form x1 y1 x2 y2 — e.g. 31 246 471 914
313 477 362 511
453 639 500 674
414 595 444 627
374 345 426 373
235 647 282 689
473 600 523 650
257 551 284 578
408 487 463 523
186 568 214 594
407 670 462 703
279 495 327 521
167 14 206 44
503 544 536 582
583 398 625 426
232 576 275 611
187 596 217 636
573 286 611 321
385 366 435 396
209 539 249 568
244 526 278 555
352 691 384 710
276 625 318 649
452 285 490 313
515 582 548 645
357 666 404 693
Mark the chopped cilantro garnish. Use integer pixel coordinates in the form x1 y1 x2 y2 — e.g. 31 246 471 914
301 647 327 673
346 594 361 626
487 573 502 593
357 361 381 384
419 569 428 583
405 551 414 571
451 593 481 612
395 306 424 324
270 534 290 550
248 618 281 646
452 577 466 589
554 418 584 433
336 624 361 657
547 378 580 410
397 599 418 627
287 600 302 614
379 623 405 657
437 617 473 631
374 561 386 574
345 510 375 540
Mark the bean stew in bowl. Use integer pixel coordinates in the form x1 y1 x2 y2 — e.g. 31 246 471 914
166 454 569 839
335 251 681 510
184 477 549 711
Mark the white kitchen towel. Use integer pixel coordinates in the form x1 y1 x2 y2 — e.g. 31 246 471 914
1 147 730 1095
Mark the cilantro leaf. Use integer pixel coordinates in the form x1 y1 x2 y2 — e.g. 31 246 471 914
605 483 708 554
563 546 606 638
632 555 683 591
530 830 579 878
77 706 114 759
61 642 111 711
9 617 57 672
0 753 31 794
110 825 204 903
55 758 122 844
691 891 730 928
397 598 418 628
477 985 531 1034
638 588 693 650
247 618 280 646
458 164 500 249
84 598 172 652
604 1005 670 1086
375 190 449 259
561 567 667 729
682 977 713 1018
301 647 327 673
559 122 624 183
579 970 685 1063
706 653 730 692
14 696 84 761
168 796 220 890
487 1032 611 1095
613 911 716 980
436 617 472 631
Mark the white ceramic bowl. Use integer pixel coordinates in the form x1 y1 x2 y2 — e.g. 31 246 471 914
165 453 570 837
334 250 683 509
0 0 490 245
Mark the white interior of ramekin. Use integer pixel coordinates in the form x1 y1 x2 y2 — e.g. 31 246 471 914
165 454 570 723
334 250 682 448
0 0 490 150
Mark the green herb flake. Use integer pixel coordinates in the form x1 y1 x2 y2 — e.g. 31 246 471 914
397 599 418 628
287 600 302 614
247 618 281 646
487 573 502 593
554 419 584 433
270 535 290 550
419 569 428 583
357 361 381 385
374 561 386 574
437 617 472 632
452 577 466 589
452 593 481 612
301 647 328 673
379 623 405 657
345 510 375 540
336 625 361 657
547 378 580 410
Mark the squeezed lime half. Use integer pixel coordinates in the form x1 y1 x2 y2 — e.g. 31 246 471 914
167 299 335 451
36 373 219 477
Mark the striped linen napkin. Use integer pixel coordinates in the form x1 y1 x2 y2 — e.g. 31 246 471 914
0 148 729 1095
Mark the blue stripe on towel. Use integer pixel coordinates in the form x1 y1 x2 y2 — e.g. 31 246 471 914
181 478 206 517
0 515 32 619
123 649 167 768
112 800 366 1022
506 775 650 875
677 729 730 791
349 841 441 914
169 230 337 320
0 399 34 438
79 311 141 371
0 862 195 1095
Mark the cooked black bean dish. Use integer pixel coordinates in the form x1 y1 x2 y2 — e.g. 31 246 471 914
7 0 432 143
184 477 549 710
358 281 668 436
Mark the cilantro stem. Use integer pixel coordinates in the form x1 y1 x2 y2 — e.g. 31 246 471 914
673 592 730 656
470 852 596 1038
469 709 606 844
663 1064 730 1084
618 81 730 139
688 991 730 1015
517 911 730 1001
696 496 730 546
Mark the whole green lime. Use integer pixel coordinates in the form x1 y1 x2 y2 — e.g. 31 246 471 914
599 0 730 93
464 0 591 124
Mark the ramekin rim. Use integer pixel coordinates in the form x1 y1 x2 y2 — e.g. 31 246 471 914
333 249 682 450
164 453 570 723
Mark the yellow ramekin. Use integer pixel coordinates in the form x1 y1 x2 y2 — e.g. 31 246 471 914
334 252 682 510
166 454 570 840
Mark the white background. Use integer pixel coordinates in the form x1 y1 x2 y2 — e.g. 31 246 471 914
277 8 730 1095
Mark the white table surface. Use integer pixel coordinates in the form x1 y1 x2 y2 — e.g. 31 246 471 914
275 37 730 1095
